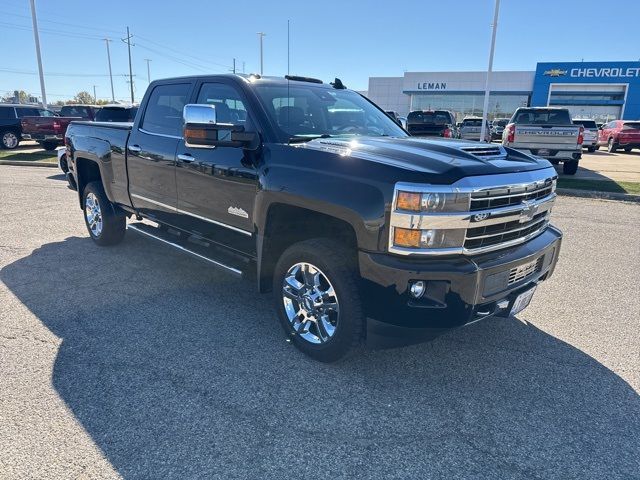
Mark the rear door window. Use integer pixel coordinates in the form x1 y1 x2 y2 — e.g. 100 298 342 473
0 107 14 119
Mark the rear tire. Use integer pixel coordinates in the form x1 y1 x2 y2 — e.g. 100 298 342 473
273 238 364 362
562 160 579 175
587 146 596 153
607 138 617 153
624 147 632 153
1 130 19 149
82 181 125 246
41 141 58 151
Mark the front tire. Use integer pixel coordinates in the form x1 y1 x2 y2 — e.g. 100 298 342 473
563 160 579 175
82 181 125 246
1 130 19 149
273 238 364 362
608 138 617 153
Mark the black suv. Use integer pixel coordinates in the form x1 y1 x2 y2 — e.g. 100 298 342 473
0 104 56 149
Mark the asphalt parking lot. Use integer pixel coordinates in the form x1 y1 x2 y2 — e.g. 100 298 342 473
1 166 639 479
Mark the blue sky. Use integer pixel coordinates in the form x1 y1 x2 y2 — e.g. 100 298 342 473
2 0 639 102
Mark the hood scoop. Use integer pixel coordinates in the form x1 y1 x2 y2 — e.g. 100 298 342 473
459 145 507 160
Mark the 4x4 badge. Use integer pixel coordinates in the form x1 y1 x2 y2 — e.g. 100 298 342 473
228 206 249 219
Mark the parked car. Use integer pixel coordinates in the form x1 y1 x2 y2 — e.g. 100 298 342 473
406 110 459 138
460 117 492 142
502 107 583 175
597 120 640 153
65 74 562 362
94 104 139 122
0 104 56 149
490 118 510 141
572 119 598 152
21 104 100 151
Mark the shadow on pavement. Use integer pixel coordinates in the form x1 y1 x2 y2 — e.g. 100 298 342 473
2 235 639 479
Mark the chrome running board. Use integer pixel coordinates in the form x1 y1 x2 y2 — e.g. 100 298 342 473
127 222 243 277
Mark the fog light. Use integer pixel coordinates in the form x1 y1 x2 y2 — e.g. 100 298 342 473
409 281 426 299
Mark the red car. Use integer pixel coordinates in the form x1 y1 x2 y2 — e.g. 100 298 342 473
597 120 640 153
21 104 100 151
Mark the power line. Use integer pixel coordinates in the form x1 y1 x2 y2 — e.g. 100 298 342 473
0 68 130 78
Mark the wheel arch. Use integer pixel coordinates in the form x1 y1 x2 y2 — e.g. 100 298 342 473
257 203 360 293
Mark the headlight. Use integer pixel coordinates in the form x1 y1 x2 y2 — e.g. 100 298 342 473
395 191 470 212
393 227 466 249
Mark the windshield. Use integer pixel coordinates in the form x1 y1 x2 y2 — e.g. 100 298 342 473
407 111 450 125
95 107 137 122
254 84 406 140
512 109 572 125
574 120 597 128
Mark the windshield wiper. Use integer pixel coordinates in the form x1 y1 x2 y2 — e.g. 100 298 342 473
288 134 335 144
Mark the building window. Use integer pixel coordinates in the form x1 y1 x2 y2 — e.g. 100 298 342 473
410 93 530 121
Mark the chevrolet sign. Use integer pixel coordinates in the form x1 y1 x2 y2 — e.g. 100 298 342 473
543 69 567 77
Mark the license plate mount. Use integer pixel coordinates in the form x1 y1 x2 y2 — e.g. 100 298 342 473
510 286 537 316
537 148 550 156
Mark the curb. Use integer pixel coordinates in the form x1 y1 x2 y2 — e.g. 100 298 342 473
556 187 640 203
0 160 58 168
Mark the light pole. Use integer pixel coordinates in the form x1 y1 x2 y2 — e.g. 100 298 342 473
122 27 135 103
144 59 151 83
93 85 97 103
28 0 47 107
257 32 266 75
104 38 115 102
480 0 501 143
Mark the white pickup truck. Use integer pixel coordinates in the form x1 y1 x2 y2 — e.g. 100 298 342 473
502 107 583 175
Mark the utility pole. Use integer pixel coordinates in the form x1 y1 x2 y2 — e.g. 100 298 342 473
144 58 151 83
93 85 97 103
257 32 266 75
232 58 236 74
242 61 246 74
29 0 47 107
103 38 115 102
480 0 501 143
122 27 135 103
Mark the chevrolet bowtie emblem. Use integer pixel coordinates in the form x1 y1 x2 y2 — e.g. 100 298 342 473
543 69 567 77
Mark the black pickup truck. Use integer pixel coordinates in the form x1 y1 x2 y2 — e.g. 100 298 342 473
65 74 562 362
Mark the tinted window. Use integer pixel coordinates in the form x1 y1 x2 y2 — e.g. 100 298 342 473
573 120 597 128
60 106 92 118
95 107 137 122
197 83 249 125
622 122 640 130
141 83 190 136
407 111 451 125
493 119 509 127
462 119 483 127
255 85 405 139
512 109 572 125
15 107 51 118
0 107 14 119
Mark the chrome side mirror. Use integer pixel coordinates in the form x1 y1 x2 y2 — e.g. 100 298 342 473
182 104 258 150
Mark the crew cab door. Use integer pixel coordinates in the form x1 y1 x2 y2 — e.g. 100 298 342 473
127 81 193 222
174 80 259 254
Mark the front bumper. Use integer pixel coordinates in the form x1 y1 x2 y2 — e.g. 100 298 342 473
359 226 562 347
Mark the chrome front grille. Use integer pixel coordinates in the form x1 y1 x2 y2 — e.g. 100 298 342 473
470 178 554 211
464 212 550 250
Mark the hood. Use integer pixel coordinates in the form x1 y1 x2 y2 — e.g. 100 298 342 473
297 136 549 183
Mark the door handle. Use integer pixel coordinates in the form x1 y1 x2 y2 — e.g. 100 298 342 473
128 144 142 153
177 153 195 163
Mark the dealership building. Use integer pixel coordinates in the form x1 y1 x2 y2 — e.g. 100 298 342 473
367 61 640 123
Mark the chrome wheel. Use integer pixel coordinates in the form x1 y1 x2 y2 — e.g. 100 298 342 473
282 262 339 344
2 132 18 149
85 192 103 237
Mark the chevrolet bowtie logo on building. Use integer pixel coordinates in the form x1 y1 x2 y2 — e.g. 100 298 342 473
543 69 568 77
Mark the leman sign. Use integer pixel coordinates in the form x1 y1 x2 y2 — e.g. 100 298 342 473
417 82 447 90
570 67 640 78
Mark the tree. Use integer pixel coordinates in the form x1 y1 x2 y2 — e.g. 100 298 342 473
73 91 94 104
1 90 30 103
